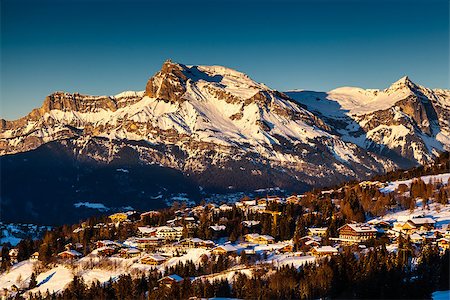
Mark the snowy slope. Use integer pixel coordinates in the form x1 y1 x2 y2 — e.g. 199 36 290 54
0 60 397 192
380 173 450 193
287 76 450 165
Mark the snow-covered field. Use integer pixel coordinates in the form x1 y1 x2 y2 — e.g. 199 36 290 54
380 173 450 193
268 254 316 268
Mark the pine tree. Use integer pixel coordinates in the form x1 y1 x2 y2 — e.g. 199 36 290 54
29 272 38 289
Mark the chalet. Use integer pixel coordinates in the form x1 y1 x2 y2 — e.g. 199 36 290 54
140 254 167 266
311 246 339 257
242 199 257 206
337 223 377 244
136 237 163 250
406 218 436 231
257 198 268 206
179 238 215 249
137 226 157 237
158 274 183 287
409 233 423 244
119 248 141 258
278 243 294 253
266 196 283 203
96 246 116 257
305 239 321 247
58 250 82 260
211 244 237 255
155 226 183 241
300 235 321 242
249 205 268 213
308 227 328 237
108 212 128 223
219 204 233 211
437 238 450 250
30 252 40 261
367 220 391 230
244 233 275 244
96 240 120 249
286 195 299 204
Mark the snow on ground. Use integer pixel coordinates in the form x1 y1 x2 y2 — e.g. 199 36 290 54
376 201 450 229
196 265 254 283
380 173 450 193
79 268 119 285
164 248 210 269
432 290 450 300
27 265 73 295
0 260 35 290
268 254 316 269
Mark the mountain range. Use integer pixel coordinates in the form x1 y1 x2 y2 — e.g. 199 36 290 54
1 60 449 224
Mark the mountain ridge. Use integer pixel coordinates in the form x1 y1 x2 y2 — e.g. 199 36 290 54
1 60 449 191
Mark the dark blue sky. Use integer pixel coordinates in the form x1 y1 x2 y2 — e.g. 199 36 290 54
1 0 448 120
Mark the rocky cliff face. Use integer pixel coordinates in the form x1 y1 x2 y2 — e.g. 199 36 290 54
2 61 448 192
287 76 450 166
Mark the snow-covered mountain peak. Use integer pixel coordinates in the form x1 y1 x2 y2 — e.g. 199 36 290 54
1 63 449 192
385 75 418 94
145 60 275 106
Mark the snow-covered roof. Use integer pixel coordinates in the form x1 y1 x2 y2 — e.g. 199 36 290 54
125 248 140 253
305 240 321 246
209 225 226 231
408 218 436 225
339 223 377 233
58 250 82 257
313 246 338 253
143 254 166 261
96 246 115 252
409 233 423 241
242 220 260 227
219 204 233 210
138 226 157 234
308 227 328 233
213 244 237 252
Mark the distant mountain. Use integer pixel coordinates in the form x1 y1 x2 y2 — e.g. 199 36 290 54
287 76 450 165
1 60 449 224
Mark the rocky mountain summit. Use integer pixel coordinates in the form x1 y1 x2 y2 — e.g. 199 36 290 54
1 61 449 193
287 76 450 166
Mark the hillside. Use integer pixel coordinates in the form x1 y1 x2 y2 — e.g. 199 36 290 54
1 159 449 299
1 61 450 224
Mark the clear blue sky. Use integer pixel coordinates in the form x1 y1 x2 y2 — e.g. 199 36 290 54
1 0 448 120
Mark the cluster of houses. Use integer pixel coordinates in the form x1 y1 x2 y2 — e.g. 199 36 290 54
5 193 450 270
